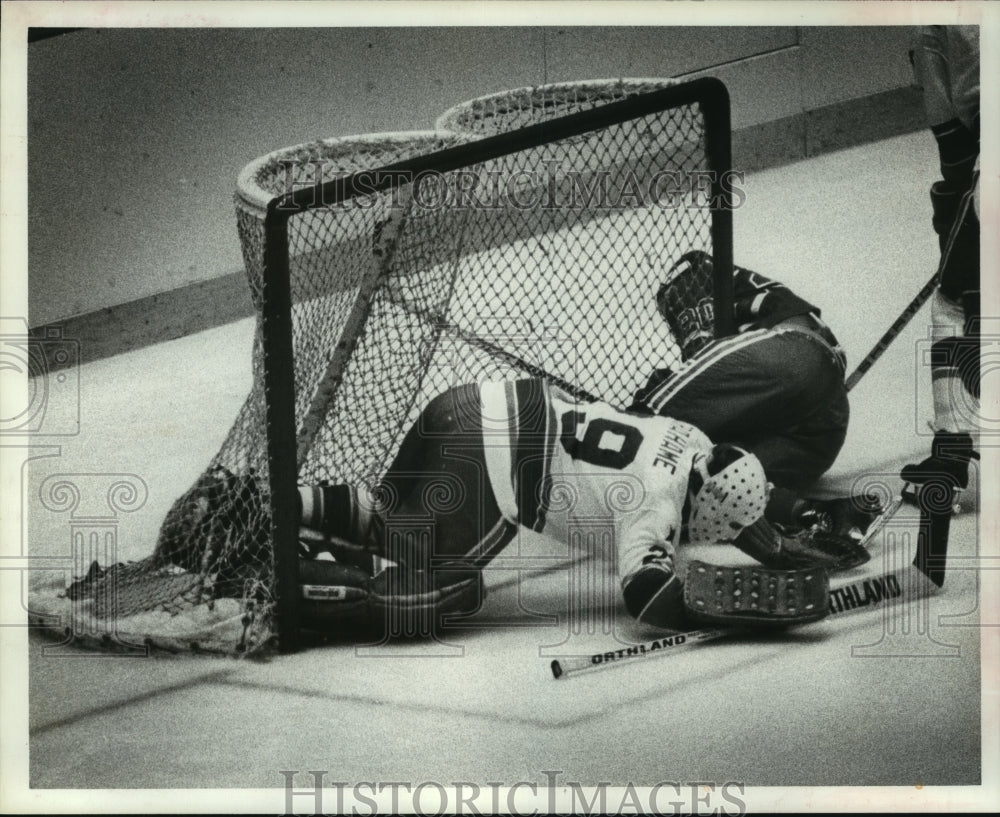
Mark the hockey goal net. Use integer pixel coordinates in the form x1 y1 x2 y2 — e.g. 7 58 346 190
32 77 734 655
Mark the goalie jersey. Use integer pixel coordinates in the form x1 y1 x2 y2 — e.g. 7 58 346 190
731 263 846 371
479 379 713 582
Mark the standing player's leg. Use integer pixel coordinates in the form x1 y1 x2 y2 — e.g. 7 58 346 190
902 27 981 511
901 173 981 508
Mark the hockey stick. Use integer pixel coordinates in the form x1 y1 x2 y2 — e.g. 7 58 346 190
549 497 937 680
550 626 731 678
844 172 978 392
843 271 941 392
551 565 935 680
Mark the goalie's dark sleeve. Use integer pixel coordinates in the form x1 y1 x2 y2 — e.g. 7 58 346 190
731 263 846 371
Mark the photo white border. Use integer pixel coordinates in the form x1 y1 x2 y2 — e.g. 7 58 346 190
2 1 997 813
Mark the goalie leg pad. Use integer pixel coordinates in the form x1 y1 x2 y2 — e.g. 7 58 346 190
369 566 486 631
683 560 830 628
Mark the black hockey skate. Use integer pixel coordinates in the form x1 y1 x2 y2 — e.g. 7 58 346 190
901 430 979 514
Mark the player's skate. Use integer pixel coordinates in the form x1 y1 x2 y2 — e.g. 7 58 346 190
900 430 979 514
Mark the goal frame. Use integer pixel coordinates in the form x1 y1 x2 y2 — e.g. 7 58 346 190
258 77 734 651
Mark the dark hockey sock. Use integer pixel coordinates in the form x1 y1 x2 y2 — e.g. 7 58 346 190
930 181 980 302
931 119 978 189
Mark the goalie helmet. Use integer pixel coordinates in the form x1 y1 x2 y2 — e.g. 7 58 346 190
687 444 769 544
656 250 716 360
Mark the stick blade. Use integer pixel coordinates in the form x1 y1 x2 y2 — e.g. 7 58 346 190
912 489 954 588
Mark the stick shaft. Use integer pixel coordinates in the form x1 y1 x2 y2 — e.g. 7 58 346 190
844 272 940 391
550 565 936 679
550 627 730 678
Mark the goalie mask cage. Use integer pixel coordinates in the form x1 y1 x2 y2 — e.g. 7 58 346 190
33 77 733 656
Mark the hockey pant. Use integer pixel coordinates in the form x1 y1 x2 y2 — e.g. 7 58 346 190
636 327 849 490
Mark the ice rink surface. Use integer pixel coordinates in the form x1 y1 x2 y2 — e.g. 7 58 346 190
15 131 997 809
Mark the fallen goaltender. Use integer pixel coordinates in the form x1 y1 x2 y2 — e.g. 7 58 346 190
292 490 899 638
302 492 900 636
283 380 896 640
63 379 903 654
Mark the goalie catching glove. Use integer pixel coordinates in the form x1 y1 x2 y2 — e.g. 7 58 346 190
733 516 870 572
728 491 896 572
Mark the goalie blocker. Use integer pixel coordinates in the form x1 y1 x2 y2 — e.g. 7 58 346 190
684 560 829 627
